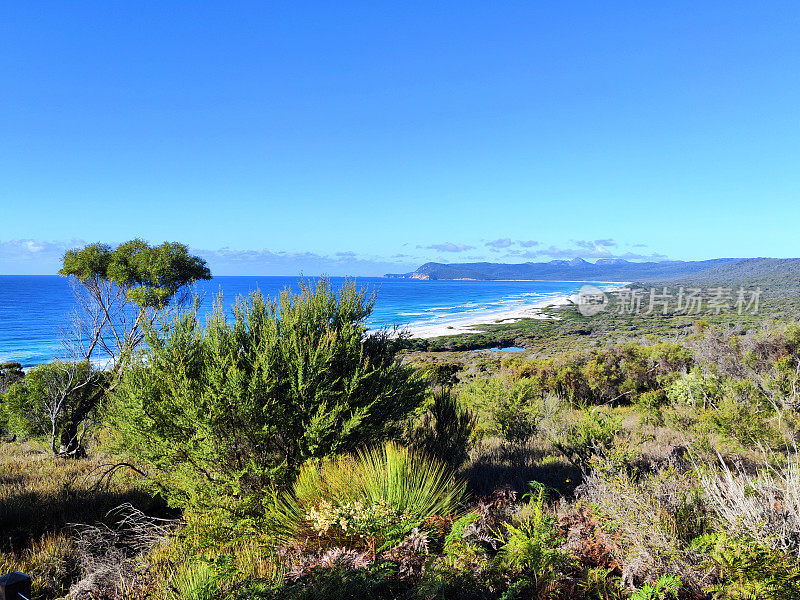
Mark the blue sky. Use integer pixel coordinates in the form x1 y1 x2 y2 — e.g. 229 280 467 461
2 1 799 275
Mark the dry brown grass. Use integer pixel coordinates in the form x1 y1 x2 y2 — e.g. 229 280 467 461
0 440 152 599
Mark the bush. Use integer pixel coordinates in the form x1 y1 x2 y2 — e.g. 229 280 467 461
111 280 426 529
279 442 467 553
458 376 544 447
698 458 800 557
549 409 622 471
417 556 499 600
513 343 691 406
494 484 571 593
693 533 800 599
241 561 403 600
0 533 82 599
3 360 106 454
665 368 723 407
413 388 477 469
582 466 709 592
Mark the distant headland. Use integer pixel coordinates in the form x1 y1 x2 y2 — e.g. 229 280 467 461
385 257 800 283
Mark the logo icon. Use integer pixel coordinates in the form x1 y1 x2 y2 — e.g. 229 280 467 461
574 284 608 316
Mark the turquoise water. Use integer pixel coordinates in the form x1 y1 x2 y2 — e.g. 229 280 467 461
0 276 606 367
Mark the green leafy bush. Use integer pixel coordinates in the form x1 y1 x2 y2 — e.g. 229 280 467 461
697 393 782 450
279 442 467 552
549 409 622 471
247 562 403 600
494 484 571 594
630 574 680 600
458 376 543 447
3 360 106 454
512 343 691 405
665 368 723 407
413 388 478 468
693 533 800 600
111 280 426 527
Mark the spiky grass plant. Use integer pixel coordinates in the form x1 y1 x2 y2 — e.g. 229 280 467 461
278 441 467 552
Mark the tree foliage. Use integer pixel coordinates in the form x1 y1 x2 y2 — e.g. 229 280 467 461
60 239 211 363
0 361 24 394
111 279 427 521
3 360 106 454
30 239 212 456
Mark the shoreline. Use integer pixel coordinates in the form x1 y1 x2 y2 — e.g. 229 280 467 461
404 282 629 339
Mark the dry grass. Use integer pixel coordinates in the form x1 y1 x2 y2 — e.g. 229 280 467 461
0 441 150 548
0 440 153 599
699 456 800 557
581 465 714 593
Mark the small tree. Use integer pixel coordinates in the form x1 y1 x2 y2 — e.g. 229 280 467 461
111 279 426 523
60 239 211 366
0 361 25 434
45 239 211 455
411 362 476 469
0 361 24 393
3 361 106 454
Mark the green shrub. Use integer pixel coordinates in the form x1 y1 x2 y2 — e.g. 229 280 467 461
443 512 482 558
413 388 477 469
494 484 571 593
279 442 467 552
634 388 668 426
630 574 680 600
3 360 106 454
417 556 498 600
583 466 708 591
693 533 800 600
665 368 723 407
697 393 782 450
0 361 23 396
247 562 402 600
458 376 543 447
110 280 426 530
513 343 691 406
549 409 622 471
698 459 800 557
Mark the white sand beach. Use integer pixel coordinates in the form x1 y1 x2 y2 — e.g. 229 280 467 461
404 283 629 339
405 294 573 339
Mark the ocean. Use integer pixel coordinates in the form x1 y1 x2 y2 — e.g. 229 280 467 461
0 276 613 367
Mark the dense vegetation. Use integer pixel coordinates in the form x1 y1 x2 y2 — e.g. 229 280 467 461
4 247 800 599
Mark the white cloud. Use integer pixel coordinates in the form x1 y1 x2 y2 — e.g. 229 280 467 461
485 238 513 249
0 239 88 274
425 242 475 253
197 247 416 276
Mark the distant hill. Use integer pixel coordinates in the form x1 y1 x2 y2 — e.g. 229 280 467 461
661 257 800 293
385 258 742 282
